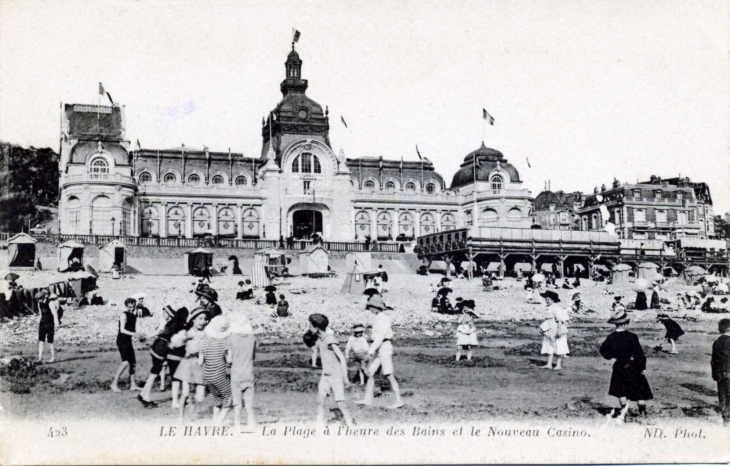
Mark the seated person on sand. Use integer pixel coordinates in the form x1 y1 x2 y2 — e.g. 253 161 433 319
562 278 573 290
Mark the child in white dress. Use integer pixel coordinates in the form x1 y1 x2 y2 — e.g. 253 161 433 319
539 291 570 370
456 303 479 361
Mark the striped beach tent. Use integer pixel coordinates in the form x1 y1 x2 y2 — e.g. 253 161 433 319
251 254 270 287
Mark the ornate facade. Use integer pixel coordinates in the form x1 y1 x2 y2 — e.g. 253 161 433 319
58 47 533 241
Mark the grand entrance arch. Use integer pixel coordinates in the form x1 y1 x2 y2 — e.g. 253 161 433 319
292 210 323 239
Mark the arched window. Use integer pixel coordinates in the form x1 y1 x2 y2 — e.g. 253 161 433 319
292 153 321 174
405 182 416 192
420 213 435 235
235 176 247 186
163 173 176 184
426 183 436 194
364 180 375 190
483 208 498 223
217 207 236 236
441 213 456 231
90 158 109 174
377 212 392 240
67 196 81 233
491 175 503 193
355 210 371 240
193 207 211 236
167 206 185 237
385 181 396 191
91 195 112 235
138 172 152 184
211 175 224 185
242 208 260 238
141 206 159 237
187 174 200 185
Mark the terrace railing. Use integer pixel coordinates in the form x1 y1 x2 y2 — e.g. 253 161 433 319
4 232 405 252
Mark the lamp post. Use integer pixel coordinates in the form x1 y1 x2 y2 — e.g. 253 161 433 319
111 217 115 237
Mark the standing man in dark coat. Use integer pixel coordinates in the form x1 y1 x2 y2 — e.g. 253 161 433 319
600 308 654 419
711 318 730 426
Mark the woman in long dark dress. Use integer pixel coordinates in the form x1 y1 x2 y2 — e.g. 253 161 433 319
599 309 653 418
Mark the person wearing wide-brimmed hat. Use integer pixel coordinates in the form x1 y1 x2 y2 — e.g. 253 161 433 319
539 291 570 370
599 308 654 419
170 306 210 423
655 313 684 354
346 324 369 385
455 301 478 362
195 284 222 319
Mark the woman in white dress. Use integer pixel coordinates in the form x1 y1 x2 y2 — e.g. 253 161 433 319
539 291 570 370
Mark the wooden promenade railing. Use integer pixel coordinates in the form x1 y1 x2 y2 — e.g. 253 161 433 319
0 232 405 253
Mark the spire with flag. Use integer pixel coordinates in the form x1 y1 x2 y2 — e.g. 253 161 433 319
292 28 301 45
483 108 495 125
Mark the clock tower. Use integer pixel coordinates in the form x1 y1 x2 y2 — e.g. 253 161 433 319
261 45 331 163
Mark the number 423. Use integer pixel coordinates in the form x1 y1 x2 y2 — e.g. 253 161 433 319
48 427 67 437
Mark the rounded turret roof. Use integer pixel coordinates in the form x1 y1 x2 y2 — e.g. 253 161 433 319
449 143 521 189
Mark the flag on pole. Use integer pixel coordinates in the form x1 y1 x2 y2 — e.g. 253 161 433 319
526 157 531 168
293 29 301 43
99 82 105 96
106 92 114 106
137 139 141 150
416 144 422 161
483 108 495 125
340 116 347 128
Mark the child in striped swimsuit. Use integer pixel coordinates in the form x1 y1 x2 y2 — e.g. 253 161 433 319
200 315 233 425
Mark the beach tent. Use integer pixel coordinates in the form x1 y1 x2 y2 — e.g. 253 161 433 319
57 240 86 272
66 271 98 303
611 263 632 286
340 253 372 294
299 245 329 276
681 265 707 285
184 248 213 276
98 240 126 272
7 233 37 269
637 262 660 282
254 248 291 278
428 260 456 275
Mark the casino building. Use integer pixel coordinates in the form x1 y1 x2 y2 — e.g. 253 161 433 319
57 46 532 241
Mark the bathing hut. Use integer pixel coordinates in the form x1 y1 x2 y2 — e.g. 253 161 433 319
99 240 126 273
681 265 707 285
7 233 37 269
57 240 86 272
298 245 330 276
428 260 455 275
184 248 213 276
611 263 632 286
637 262 660 282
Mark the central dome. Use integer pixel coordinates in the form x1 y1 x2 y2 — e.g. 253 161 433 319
449 143 521 190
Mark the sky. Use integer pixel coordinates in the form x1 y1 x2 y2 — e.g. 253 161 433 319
1 0 729 212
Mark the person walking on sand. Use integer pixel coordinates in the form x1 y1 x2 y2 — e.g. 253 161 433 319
37 289 59 363
655 313 684 354
599 308 654 420
200 316 233 425
227 313 257 431
540 291 570 370
111 298 146 392
171 307 209 423
711 318 730 426
138 306 188 407
355 301 404 409
308 313 354 427
345 324 369 384
456 301 479 362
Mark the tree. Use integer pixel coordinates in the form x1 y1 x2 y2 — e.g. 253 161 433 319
714 214 730 240
0 195 51 233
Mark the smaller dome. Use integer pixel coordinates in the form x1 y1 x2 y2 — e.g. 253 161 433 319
287 48 301 62
533 191 567 211
449 143 521 189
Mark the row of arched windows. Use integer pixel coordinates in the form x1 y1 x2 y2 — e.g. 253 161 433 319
354 210 457 239
358 179 439 194
141 205 260 238
137 172 251 186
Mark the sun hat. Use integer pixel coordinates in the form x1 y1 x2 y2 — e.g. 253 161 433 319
607 308 631 325
541 290 561 303
188 306 210 323
195 284 218 302
657 313 671 320
614 295 623 301
163 305 176 319
205 315 231 339
229 313 253 335
572 293 581 302
49 293 58 300
309 313 329 331
353 324 365 332
366 294 386 311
